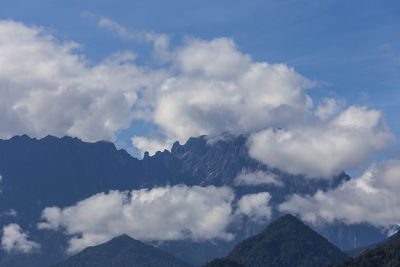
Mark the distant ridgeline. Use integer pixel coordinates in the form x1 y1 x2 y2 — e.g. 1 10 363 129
0 135 388 266
328 231 400 267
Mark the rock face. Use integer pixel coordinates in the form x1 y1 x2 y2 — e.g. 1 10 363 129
0 135 385 266
52 234 191 267
206 214 349 267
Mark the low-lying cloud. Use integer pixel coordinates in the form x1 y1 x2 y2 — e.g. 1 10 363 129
235 170 283 187
279 160 400 227
38 185 270 253
236 192 272 222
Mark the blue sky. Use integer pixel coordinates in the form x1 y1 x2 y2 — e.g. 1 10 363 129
1 0 399 166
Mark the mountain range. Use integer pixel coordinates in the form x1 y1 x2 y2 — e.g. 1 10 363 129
0 135 390 266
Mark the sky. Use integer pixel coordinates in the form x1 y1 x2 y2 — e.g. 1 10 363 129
1 0 400 252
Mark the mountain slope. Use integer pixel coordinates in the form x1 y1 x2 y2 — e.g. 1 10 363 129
345 229 400 258
206 214 349 267
330 231 400 266
53 234 190 267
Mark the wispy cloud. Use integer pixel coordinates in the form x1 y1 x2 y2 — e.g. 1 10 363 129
98 17 135 40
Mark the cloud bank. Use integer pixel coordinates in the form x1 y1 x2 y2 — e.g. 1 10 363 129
249 106 394 178
2 224 39 253
279 160 400 227
39 185 269 253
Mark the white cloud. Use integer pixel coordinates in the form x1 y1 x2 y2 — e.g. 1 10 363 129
133 37 314 153
2 224 39 253
38 185 237 253
248 106 394 178
97 16 170 61
236 192 272 222
98 17 135 40
234 170 283 187
131 136 173 156
0 20 166 141
315 98 341 120
130 37 394 180
279 160 400 227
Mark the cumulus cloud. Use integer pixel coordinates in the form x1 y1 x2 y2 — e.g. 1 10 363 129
132 38 394 179
234 170 283 187
132 37 314 154
236 192 272 222
38 185 237 253
2 224 39 253
0 20 166 141
279 160 400 227
131 136 173 156
315 98 341 120
248 106 394 178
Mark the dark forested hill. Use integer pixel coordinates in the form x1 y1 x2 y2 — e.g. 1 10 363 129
206 214 349 267
53 234 191 267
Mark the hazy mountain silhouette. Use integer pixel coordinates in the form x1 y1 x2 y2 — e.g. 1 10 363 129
328 231 400 267
53 234 191 267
